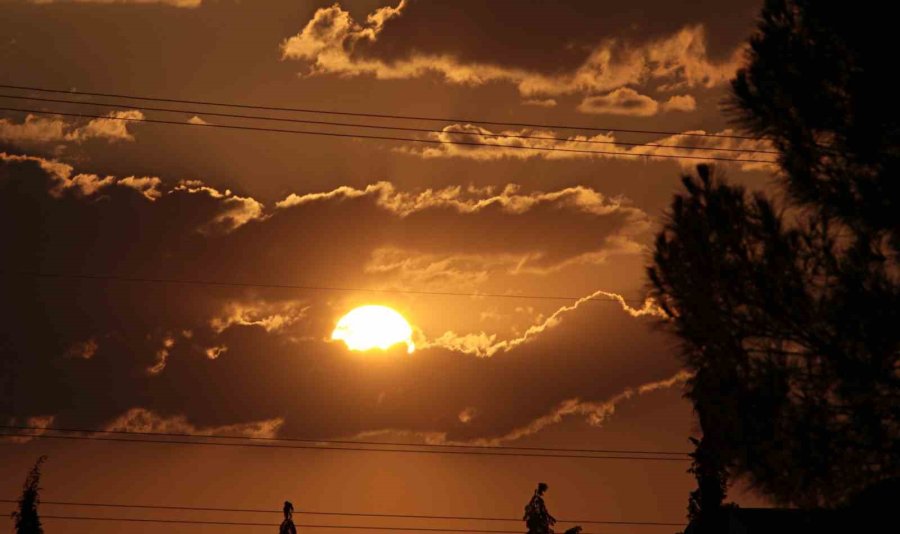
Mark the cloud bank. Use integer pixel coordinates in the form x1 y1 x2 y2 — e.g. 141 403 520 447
281 2 743 109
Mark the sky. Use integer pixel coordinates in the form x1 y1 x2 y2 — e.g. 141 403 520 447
0 1 773 532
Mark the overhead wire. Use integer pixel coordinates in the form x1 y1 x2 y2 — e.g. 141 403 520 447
35 516 549 531
0 106 775 165
0 82 761 141
0 93 780 156
0 499 683 526
5 271 654 305
0 431 689 461
0 425 688 456
31 514 687 531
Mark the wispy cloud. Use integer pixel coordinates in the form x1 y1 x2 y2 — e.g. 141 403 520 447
147 335 176 375
104 408 284 438
397 125 775 171
277 181 643 217
210 300 309 334
421 288 665 357
349 370 692 446
480 370 693 444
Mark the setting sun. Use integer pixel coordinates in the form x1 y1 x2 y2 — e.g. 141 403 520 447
331 305 415 353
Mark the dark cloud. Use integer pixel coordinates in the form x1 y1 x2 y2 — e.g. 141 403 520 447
352 0 761 73
282 2 745 102
0 151 676 441
28 0 201 6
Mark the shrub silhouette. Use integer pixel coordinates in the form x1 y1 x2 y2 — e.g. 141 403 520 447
11 456 47 534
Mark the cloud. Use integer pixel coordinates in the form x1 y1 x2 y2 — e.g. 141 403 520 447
1 151 647 277
281 3 742 99
577 88 660 116
347 370 691 446
273 180 650 272
0 110 144 145
1 415 56 444
522 98 557 108
398 125 776 171
421 288 665 357
172 180 265 233
210 300 308 334
104 408 284 438
65 338 99 359
1 151 680 441
277 181 643 218
479 370 693 444
147 335 175 375
117 176 163 200
576 90 697 116
458 407 477 423
0 152 262 231
364 236 645 294
205 345 228 360
29 0 202 7
74 110 145 141
661 94 697 112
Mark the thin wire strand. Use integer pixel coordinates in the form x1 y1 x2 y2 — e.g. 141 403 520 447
0 425 688 456
39 516 542 532
0 106 775 165
0 82 760 141
0 94 779 156
35 515 682 530
0 432 689 461
0 500 684 527
5 271 651 305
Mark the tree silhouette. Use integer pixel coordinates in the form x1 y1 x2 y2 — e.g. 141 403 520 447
11 456 47 534
648 0 899 509
684 436 730 533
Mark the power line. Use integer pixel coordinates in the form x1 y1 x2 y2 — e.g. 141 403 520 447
35 515 685 531
0 106 775 165
0 500 684 527
0 432 689 461
7 271 652 305
0 93 780 156
38 516 552 532
0 82 760 141
0 425 688 456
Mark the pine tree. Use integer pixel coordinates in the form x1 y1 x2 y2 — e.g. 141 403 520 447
648 0 899 508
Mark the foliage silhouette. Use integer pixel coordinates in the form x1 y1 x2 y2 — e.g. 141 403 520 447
683 436 732 533
648 0 899 509
280 500 297 534
11 456 46 534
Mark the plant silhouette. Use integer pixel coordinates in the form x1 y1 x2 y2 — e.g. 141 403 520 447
648 0 899 509
280 500 297 534
11 456 47 534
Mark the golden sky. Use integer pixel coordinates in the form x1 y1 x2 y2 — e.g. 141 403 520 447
1 1 771 532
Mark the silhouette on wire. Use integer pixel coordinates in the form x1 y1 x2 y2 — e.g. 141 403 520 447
522 483 557 534
280 501 297 534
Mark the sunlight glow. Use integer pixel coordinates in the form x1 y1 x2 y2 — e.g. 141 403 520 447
331 305 415 353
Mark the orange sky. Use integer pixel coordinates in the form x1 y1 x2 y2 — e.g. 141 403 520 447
1 1 771 532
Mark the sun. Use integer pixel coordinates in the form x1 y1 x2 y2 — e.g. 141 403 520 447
331 305 415 353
